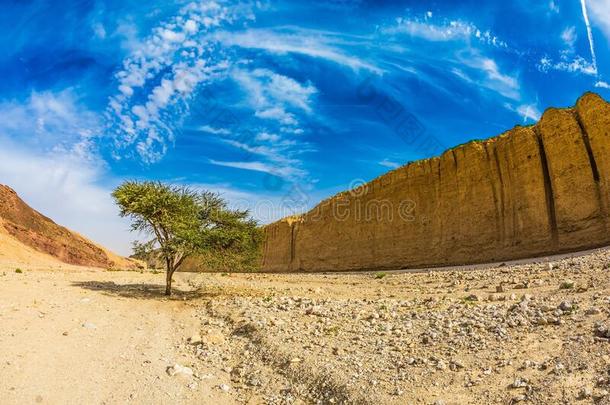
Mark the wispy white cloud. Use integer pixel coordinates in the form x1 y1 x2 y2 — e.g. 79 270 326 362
254 107 297 126
0 91 134 256
537 55 597 76
255 131 281 142
459 56 520 100
0 90 101 162
549 0 560 13
595 81 610 89
588 0 610 42
189 181 312 224
232 68 317 124
579 0 598 74
196 125 231 135
379 159 401 169
537 0 602 81
517 103 542 123
92 22 106 39
222 139 299 166
107 2 254 164
384 18 507 48
106 4 316 185
383 14 520 103
253 69 317 112
216 28 383 73
561 26 577 50
503 101 542 123
209 159 306 179
0 141 134 256
224 67 318 180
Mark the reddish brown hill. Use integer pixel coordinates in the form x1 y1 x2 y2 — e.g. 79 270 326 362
0 184 138 269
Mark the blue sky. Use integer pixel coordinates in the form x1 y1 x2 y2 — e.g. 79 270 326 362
0 0 609 255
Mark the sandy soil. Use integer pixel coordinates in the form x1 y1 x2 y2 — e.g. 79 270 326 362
0 269 237 405
2 248 610 404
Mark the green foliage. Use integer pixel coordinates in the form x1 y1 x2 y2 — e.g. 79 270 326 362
374 272 387 279
15 268 23 274
112 181 262 294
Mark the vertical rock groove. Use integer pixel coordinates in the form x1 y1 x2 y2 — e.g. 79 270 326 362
484 143 503 244
492 144 506 244
573 112 601 183
290 223 296 266
534 126 559 245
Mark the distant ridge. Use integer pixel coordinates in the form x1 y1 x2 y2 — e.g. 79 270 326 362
0 184 139 270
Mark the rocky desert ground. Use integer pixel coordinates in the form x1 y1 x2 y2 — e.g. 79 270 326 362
2 248 610 404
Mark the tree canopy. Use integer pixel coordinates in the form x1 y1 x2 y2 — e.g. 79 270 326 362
112 181 261 295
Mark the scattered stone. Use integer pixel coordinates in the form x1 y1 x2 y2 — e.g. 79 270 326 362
204 330 225 345
579 387 592 399
166 364 194 377
511 394 527 403
450 360 464 371
594 389 609 400
188 334 202 345
305 306 324 316
595 323 610 339
558 301 573 312
219 383 231 392
511 377 528 389
82 322 97 330
585 307 601 316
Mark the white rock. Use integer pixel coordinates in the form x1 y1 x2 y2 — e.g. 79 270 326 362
188 335 202 345
219 383 231 392
166 364 194 377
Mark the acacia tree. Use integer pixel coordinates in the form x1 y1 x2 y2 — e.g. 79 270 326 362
112 181 261 295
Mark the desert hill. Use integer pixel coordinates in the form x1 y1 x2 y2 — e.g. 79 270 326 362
263 92 610 272
0 184 138 270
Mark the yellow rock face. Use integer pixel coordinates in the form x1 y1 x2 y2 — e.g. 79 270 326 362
262 93 610 272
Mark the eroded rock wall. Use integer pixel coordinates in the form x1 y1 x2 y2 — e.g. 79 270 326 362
262 93 610 272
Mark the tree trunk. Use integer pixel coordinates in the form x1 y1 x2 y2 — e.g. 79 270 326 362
165 268 174 296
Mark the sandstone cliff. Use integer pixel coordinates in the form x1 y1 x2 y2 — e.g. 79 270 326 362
262 92 610 272
0 184 139 269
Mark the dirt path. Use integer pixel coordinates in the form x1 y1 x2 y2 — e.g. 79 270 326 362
0 269 236 405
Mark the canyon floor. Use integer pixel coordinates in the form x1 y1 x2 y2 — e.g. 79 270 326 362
2 249 610 404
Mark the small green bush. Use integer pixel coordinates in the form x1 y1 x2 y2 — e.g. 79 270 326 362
375 272 387 279
15 268 23 274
